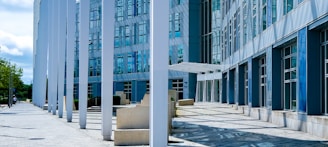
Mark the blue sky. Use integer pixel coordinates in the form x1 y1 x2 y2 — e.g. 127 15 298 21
0 0 33 84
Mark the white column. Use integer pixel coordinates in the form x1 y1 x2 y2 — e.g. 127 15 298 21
47 0 53 113
66 0 76 122
52 0 59 115
211 80 215 102
57 0 67 118
101 0 114 140
39 0 48 108
150 0 169 146
79 0 90 129
195 81 199 102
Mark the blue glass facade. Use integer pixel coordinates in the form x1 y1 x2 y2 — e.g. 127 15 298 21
220 0 328 117
74 0 202 102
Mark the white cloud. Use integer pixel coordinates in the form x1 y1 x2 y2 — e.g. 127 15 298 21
0 30 33 56
0 45 23 56
0 9 33 36
0 0 33 9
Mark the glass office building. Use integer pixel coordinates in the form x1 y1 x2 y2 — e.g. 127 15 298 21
73 0 203 102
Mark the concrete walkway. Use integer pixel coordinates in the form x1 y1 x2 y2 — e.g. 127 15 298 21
0 102 197 147
172 103 328 147
1 102 328 146
0 102 111 147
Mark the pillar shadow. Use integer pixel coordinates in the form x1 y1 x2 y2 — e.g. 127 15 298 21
171 121 327 147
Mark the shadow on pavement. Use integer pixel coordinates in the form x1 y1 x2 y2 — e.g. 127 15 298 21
171 121 327 147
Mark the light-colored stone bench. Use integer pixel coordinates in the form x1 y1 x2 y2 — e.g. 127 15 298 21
114 129 149 146
114 93 150 146
114 92 176 146
178 99 194 106
116 106 149 129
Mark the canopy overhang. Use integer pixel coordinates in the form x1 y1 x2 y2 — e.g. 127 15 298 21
168 62 226 74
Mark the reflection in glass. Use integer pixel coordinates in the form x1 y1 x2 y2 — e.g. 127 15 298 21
285 83 290 109
285 72 290 80
285 58 290 69
292 82 296 111
291 56 296 68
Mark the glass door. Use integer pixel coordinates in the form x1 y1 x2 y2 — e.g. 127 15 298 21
283 44 297 111
259 56 266 107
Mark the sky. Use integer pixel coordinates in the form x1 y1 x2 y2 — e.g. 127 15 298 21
0 0 34 84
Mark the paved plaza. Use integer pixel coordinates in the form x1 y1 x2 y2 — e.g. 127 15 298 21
0 102 328 146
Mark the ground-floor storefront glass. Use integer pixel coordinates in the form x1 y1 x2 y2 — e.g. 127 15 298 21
282 44 297 111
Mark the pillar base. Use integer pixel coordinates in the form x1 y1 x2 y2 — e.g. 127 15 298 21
103 135 112 141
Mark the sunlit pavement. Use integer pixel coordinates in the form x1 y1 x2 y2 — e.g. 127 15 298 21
1 102 328 146
172 103 328 147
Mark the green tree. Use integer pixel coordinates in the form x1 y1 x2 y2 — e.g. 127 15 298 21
0 57 24 97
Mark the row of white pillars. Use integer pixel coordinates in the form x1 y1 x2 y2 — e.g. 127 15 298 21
34 0 169 145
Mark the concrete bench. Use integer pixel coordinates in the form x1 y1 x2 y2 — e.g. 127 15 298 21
178 99 194 106
116 105 149 129
114 92 176 146
114 129 149 146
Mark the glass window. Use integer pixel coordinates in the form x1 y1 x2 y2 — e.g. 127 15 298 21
283 0 293 15
169 14 173 38
169 46 173 65
127 0 133 18
252 0 257 38
285 72 290 80
243 0 248 44
291 56 297 68
291 70 296 79
292 44 297 53
262 0 267 30
326 45 328 59
177 44 183 63
138 21 145 44
143 50 149 72
285 47 290 56
144 0 149 14
272 0 277 23
116 56 124 74
174 13 181 37
137 0 142 16
292 82 296 110
116 0 124 21
285 83 290 109
283 44 297 111
136 51 142 72
125 25 130 46
285 58 290 69
114 27 120 48
127 54 135 73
